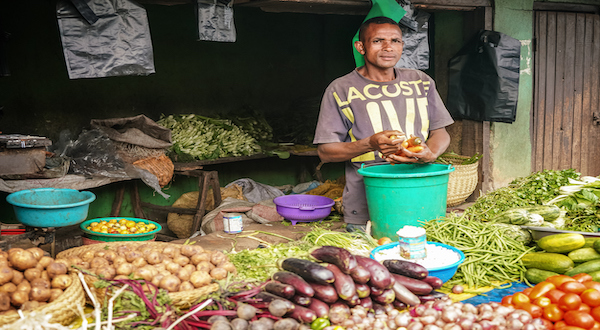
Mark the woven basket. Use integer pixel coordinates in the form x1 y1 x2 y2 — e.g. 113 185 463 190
0 272 85 326
442 155 480 207
57 241 221 309
133 154 174 187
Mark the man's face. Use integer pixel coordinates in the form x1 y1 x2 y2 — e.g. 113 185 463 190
356 23 404 70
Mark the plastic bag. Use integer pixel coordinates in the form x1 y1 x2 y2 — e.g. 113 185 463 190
395 0 430 70
447 30 521 123
225 178 284 203
197 0 236 42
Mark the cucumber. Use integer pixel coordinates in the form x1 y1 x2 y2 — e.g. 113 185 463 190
565 259 600 277
589 270 600 282
537 233 586 253
568 247 600 263
525 268 559 284
491 208 530 225
584 237 600 248
593 239 600 254
521 252 574 273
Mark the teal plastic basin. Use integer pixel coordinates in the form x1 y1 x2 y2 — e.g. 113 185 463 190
6 188 96 228
80 217 162 242
357 163 454 239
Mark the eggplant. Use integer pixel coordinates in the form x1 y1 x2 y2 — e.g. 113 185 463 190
372 302 387 315
355 256 392 289
355 283 370 298
349 264 371 284
272 271 315 297
418 290 448 303
358 296 373 311
325 263 356 301
264 280 295 299
309 282 338 304
391 279 421 306
307 297 330 318
346 294 360 307
255 292 296 311
422 275 444 290
291 295 312 307
287 304 317 324
392 299 407 310
371 288 395 305
391 273 433 295
309 246 357 274
279 258 334 285
383 259 428 280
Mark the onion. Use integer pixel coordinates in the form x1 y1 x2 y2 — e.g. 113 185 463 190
506 318 523 330
423 325 442 330
441 308 459 323
413 305 427 317
452 285 464 294
420 315 437 325
407 321 424 330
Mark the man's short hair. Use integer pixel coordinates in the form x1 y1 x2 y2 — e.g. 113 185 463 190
358 16 400 42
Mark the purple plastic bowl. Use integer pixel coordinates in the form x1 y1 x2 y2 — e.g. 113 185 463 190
273 195 335 225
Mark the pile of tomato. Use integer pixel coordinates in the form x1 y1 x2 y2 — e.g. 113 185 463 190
86 218 157 235
502 273 600 329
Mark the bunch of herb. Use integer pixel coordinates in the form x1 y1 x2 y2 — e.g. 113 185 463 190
464 169 580 221
302 226 378 256
548 176 600 232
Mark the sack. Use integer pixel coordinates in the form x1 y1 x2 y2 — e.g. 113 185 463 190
447 30 521 123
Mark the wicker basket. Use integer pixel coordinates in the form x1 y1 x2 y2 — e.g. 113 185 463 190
0 272 85 326
442 154 480 207
57 241 221 309
133 154 174 187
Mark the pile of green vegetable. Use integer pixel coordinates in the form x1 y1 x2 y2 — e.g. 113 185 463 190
158 114 262 161
548 176 600 232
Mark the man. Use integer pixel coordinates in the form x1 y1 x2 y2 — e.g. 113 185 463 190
313 16 454 232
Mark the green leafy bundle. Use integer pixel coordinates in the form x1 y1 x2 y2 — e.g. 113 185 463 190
548 176 600 232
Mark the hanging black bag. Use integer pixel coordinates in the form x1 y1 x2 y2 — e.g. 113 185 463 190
447 30 521 123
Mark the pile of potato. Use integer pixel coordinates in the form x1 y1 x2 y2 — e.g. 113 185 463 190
0 247 72 316
64 243 236 293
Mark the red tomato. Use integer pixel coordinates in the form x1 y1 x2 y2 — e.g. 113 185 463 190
535 296 553 308
560 327 590 330
581 304 593 314
554 320 567 328
591 306 600 322
560 293 583 311
512 292 531 308
549 275 578 287
591 322 600 330
582 289 600 308
562 281 589 295
548 289 568 304
584 282 600 292
501 295 513 306
523 287 534 296
564 310 596 329
541 318 555 329
530 281 557 300
574 274 594 283
520 302 543 318
545 304 566 322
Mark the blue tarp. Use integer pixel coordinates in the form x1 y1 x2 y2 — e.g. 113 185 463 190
461 282 530 305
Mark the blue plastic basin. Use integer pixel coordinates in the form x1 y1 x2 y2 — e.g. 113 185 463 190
370 241 465 283
6 188 96 228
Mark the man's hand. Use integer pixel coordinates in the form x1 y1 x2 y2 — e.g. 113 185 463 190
369 130 405 158
385 128 450 164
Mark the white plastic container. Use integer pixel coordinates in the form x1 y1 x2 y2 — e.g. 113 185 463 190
397 225 427 259
223 213 243 234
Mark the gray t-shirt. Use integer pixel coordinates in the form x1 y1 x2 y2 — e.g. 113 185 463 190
313 67 454 224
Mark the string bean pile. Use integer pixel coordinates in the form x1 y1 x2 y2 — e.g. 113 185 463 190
422 214 536 289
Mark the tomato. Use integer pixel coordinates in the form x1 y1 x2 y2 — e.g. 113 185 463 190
591 306 600 322
545 304 566 322
501 295 513 306
560 293 583 311
535 296 553 308
523 287 534 296
530 281 557 300
512 292 531 307
592 322 600 330
520 302 543 318
560 327 590 330
548 289 568 304
377 237 392 245
580 304 593 314
564 310 596 329
583 289 600 308
562 281 589 295
584 282 600 292
549 275 578 287
574 274 594 283
554 321 568 329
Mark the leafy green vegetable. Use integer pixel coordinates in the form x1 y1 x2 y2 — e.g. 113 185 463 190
548 176 600 232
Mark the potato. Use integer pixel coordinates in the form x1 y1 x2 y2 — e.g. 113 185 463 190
103 251 118 263
38 256 54 269
48 288 63 302
51 274 72 290
11 270 23 285
8 250 37 271
16 280 31 293
79 250 95 263
151 274 164 287
26 247 45 261
196 261 214 273
183 264 196 274
154 263 166 273
116 263 135 276
34 263 45 271
159 275 181 292
210 251 228 266
0 251 7 260
113 256 127 266
162 246 181 259
190 252 211 265
0 267 14 285
181 244 203 257
65 256 84 269
0 260 9 269
176 268 191 282
173 255 190 267
210 268 228 280
94 250 107 259
20 300 40 311
179 281 194 291
30 278 50 290
10 290 28 307
24 268 41 282
40 271 50 282
46 262 68 278
116 245 131 256
145 251 163 265
189 271 211 288
125 251 143 263
29 286 51 302
114 275 129 281
166 262 182 274
132 257 147 269
0 292 9 311
95 266 116 280
54 258 70 269
90 257 109 269
219 262 237 275
0 283 17 294
133 266 157 282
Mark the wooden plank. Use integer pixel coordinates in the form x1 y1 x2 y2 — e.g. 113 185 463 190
571 13 586 172
481 6 492 194
533 12 546 172
543 12 557 171
552 12 565 170
560 13 576 170
580 14 594 176
590 15 600 176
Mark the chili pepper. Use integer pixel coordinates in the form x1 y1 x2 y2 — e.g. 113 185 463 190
311 317 331 330
395 135 422 156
